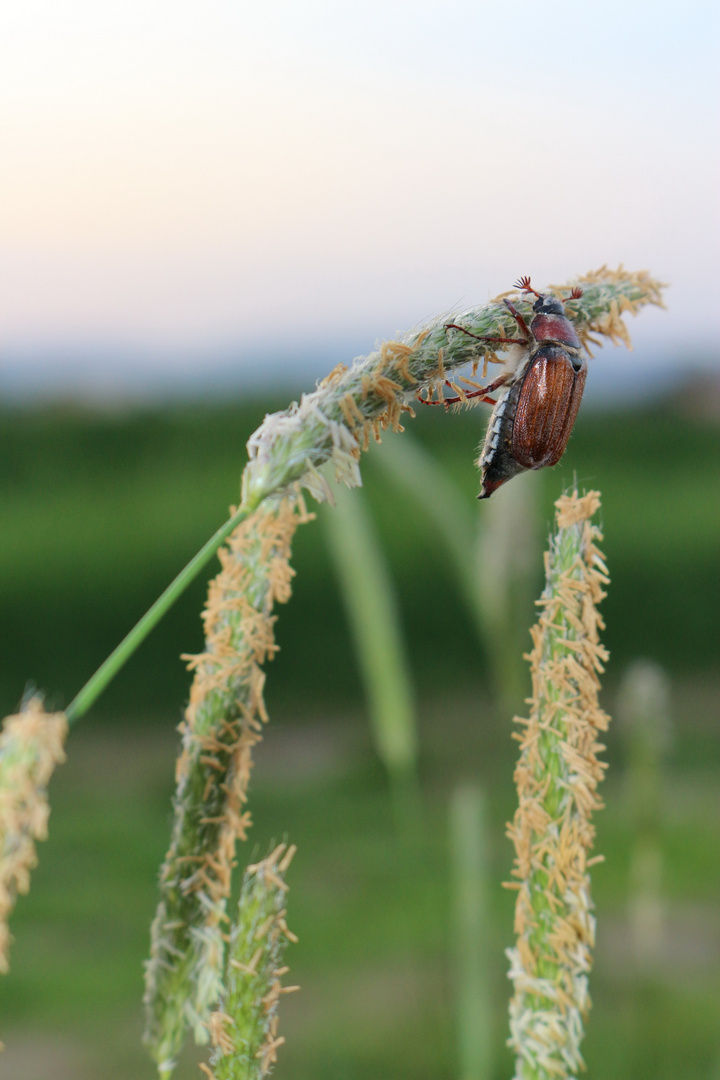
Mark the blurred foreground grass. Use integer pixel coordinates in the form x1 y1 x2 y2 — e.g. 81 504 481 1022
0 689 718 1080
0 394 719 1077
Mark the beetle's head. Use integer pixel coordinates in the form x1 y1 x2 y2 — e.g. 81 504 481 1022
533 294 565 316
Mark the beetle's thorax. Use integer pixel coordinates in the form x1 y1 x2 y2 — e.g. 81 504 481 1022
529 311 581 351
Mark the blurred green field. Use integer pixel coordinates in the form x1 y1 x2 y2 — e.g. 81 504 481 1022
0 395 719 1078
0 398 719 718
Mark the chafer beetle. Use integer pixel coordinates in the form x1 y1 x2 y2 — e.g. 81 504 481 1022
423 276 587 499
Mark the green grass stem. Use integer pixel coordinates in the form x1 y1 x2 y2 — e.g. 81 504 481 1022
65 503 251 724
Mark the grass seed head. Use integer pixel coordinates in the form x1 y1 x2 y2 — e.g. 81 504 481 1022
506 489 610 1080
0 696 67 974
144 499 309 1075
203 843 298 1080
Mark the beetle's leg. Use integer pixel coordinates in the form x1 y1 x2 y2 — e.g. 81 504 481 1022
458 373 508 399
423 391 498 409
455 389 498 403
502 299 532 338
442 395 498 408
417 374 508 409
444 323 526 345
417 379 462 406
417 380 454 406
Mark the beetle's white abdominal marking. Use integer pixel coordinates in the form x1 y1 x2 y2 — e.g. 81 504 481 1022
500 343 530 380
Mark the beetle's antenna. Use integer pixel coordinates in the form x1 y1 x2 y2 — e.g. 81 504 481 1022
514 276 542 299
563 286 584 302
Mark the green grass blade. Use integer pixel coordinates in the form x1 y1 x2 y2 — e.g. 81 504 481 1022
372 434 483 644
474 471 541 709
375 434 540 708
617 659 672 968
449 783 492 1080
321 483 419 825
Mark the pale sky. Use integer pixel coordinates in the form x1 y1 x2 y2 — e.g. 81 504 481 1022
1 0 718 396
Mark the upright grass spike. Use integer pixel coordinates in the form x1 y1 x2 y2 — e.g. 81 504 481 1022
506 489 610 1080
200 843 298 1080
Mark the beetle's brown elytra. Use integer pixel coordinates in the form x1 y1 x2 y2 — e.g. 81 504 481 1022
513 346 587 470
419 276 587 499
